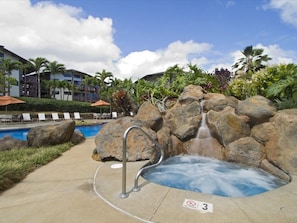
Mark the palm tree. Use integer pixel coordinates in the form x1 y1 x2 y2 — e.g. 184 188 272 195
80 76 99 102
28 57 48 98
0 58 20 96
63 80 73 101
95 69 114 98
232 45 271 76
45 61 66 98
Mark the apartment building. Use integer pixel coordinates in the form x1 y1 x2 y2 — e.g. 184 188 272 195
1 46 99 102
0 45 29 97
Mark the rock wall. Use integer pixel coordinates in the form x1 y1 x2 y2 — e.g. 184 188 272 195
93 85 296 180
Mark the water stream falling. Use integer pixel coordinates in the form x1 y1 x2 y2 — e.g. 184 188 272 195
189 100 214 155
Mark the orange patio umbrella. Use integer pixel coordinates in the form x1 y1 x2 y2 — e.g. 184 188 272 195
91 99 111 116
0 96 25 111
91 99 110 107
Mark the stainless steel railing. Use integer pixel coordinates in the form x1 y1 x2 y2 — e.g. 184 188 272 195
119 125 165 198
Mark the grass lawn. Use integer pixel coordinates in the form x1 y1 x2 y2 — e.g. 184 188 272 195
0 142 73 193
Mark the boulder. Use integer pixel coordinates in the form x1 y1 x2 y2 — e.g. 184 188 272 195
236 95 277 126
203 94 239 112
0 136 27 151
225 137 265 167
164 101 201 141
94 117 157 161
265 109 297 174
260 159 291 182
27 121 75 147
156 126 171 158
251 122 274 145
170 134 187 156
70 130 86 145
178 85 204 104
207 106 250 146
134 101 163 131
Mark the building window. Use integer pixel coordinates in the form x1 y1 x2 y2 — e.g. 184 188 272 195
64 73 72 78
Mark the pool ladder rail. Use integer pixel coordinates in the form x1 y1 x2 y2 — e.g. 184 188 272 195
120 125 165 198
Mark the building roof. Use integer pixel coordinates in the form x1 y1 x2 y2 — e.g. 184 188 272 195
140 71 164 82
0 45 28 63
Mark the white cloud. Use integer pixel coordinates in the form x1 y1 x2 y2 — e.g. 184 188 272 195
228 44 297 72
255 44 297 65
1 0 296 82
0 0 120 75
0 0 214 80
265 0 297 28
116 41 213 80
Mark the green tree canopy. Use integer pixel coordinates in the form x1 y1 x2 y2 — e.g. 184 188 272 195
232 45 271 76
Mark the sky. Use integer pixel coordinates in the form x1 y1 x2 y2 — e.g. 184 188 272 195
1 0 297 80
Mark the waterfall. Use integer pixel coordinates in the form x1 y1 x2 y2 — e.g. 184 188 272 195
188 100 213 155
196 113 211 139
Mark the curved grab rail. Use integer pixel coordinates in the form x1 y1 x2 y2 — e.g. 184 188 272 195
119 125 165 198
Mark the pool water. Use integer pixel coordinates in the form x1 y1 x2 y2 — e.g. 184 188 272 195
0 124 103 141
142 155 288 197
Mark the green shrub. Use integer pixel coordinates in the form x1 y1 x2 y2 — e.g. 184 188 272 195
1 97 110 113
0 143 73 193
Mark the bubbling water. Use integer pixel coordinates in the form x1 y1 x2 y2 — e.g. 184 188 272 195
142 155 287 197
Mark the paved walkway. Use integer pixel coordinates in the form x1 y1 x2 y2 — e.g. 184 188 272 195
0 138 139 223
0 136 297 222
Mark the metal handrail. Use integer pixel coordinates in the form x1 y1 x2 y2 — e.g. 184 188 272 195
119 125 165 198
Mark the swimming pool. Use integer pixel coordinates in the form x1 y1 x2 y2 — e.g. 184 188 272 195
0 124 103 141
142 155 288 197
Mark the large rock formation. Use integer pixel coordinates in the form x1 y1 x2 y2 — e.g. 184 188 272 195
94 116 157 161
0 136 27 151
27 120 76 147
265 109 297 174
236 95 277 126
207 106 251 146
93 85 296 180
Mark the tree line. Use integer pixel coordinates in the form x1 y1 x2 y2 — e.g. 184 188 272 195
1 45 296 114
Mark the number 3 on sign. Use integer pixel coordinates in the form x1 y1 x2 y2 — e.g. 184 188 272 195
198 201 213 213
183 199 213 213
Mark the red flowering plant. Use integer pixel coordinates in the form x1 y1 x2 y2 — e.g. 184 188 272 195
112 89 133 116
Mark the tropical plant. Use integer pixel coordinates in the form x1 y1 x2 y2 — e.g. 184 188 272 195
63 80 74 101
112 89 133 115
213 68 232 93
44 61 66 98
0 58 20 96
266 63 297 108
95 69 114 98
80 75 100 102
232 45 271 75
227 78 254 100
28 57 48 98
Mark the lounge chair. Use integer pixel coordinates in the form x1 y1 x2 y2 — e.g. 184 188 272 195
93 113 101 119
64 112 71 120
112 112 117 119
52 113 60 121
0 114 13 123
38 113 46 121
22 113 32 122
74 112 81 120
102 113 110 119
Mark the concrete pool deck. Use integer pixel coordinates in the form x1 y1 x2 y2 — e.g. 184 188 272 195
0 137 297 222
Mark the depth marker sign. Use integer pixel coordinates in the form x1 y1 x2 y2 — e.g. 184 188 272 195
183 198 213 213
